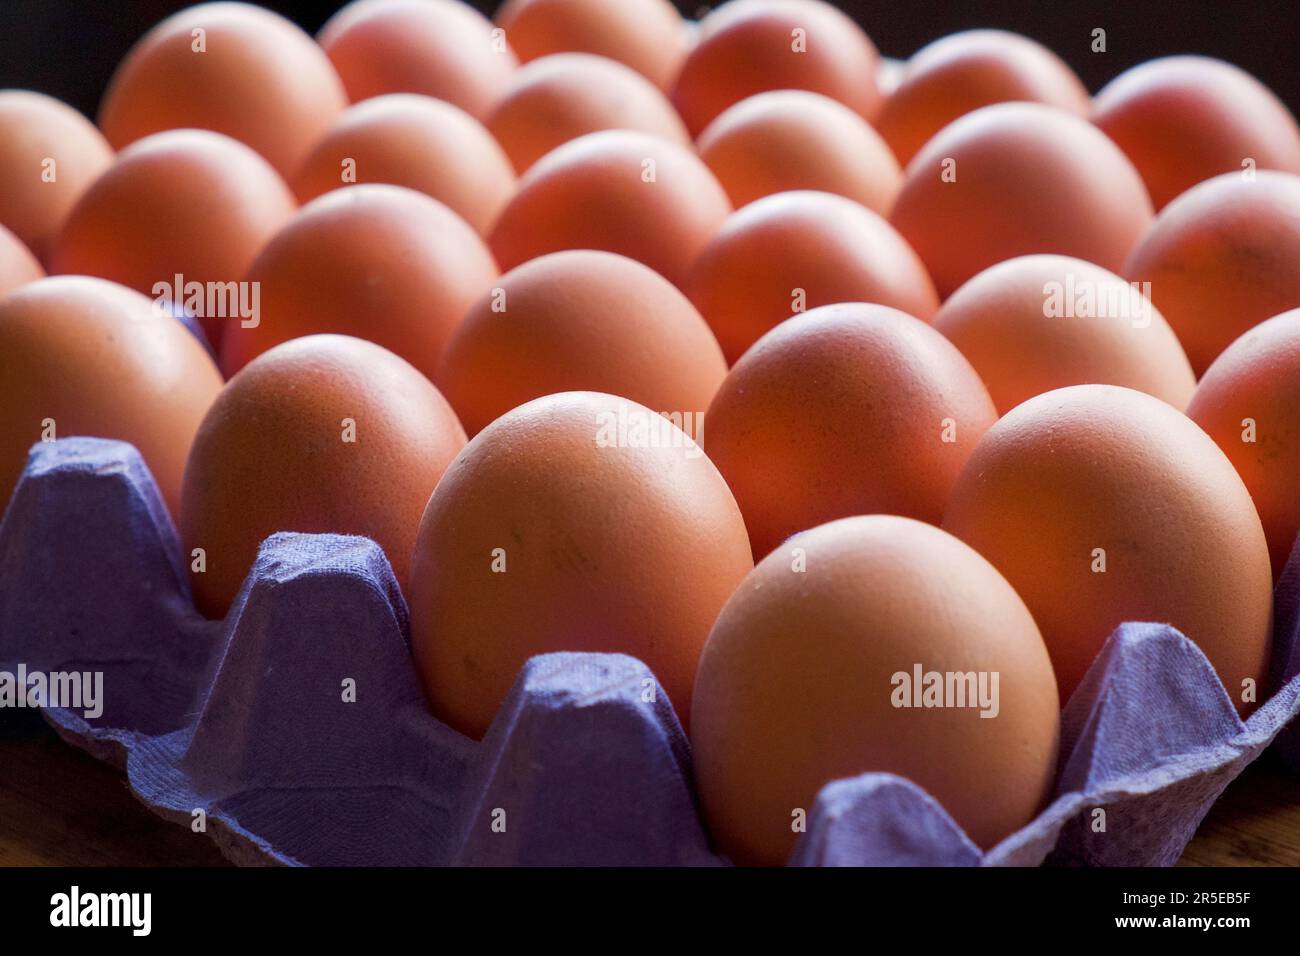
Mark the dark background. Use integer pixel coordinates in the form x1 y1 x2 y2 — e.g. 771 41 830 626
2 0 1298 118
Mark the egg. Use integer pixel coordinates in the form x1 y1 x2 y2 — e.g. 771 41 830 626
691 515 1060 865
487 130 731 289
485 53 690 174
495 0 688 91
696 90 901 214
51 129 296 350
291 94 516 236
686 190 939 364
319 0 518 119
890 103 1153 299
878 30 1090 167
0 224 44 300
407 390 753 739
0 91 114 263
1093 56 1300 210
0 276 222 517
220 184 497 383
1124 171 1300 375
943 385 1273 714
933 255 1195 415
1188 310 1300 579
671 0 883 137
181 334 467 619
437 250 726 436
704 303 996 558
98 2 347 177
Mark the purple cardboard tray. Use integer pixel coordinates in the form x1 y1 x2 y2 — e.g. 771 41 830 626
1 437 1298 866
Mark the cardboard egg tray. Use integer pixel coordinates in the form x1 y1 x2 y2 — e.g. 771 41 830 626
2 436 1298 866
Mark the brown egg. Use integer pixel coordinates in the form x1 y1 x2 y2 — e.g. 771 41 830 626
672 0 883 137
878 30 1090 167
319 0 517 119
686 190 938 364
408 390 753 739
943 385 1273 714
220 184 497 383
291 94 515 236
692 515 1060 865
486 53 690 174
437 250 726 436
495 0 688 91
0 276 222 517
891 103 1154 299
0 91 114 263
98 2 347 177
933 255 1196 415
704 303 996 558
1093 56 1300 211
181 334 467 619
1124 171 1300 375
1188 310 1300 579
697 90 901 214
51 129 296 349
0 224 44 300
488 130 731 288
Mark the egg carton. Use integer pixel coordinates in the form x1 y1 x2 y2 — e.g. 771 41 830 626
1 436 1298 866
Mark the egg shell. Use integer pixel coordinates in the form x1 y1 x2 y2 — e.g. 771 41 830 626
319 0 518 119
98 1 347 177
1188 309 1300 579
671 0 883 137
691 515 1061 865
0 276 222 518
0 91 114 264
1093 56 1300 211
487 129 731 289
291 94 515 236
696 90 901 214
407 390 753 739
495 0 688 91
181 334 467 619
1124 171 1300 375
486 53 690 174
437 250 726 436
890 102 1153 299
878 29 1090 167
942 384 1273 715
686 190 939 364
704 303 996 558
51 129 297 350
933 255 1196 415
220 184 496 382
0 224 44 300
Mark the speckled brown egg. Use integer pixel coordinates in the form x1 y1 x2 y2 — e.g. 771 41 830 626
686 190 938 364
933 255 1196 414
0 224 44 300
890 102 1153 299
943 384 1274 715
697 90 901 214
0 276 222 517
486 53 690 174
291 93 516 236
181 334 467 619
692 515 1060 865
487 129 731 288
704 303 996 558
0 90 114 264
220 184 498 383
407 390 753 739
98 1 347 177
51 129 296 350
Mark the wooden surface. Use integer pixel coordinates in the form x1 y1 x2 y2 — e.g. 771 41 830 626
1 716 1297 867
